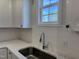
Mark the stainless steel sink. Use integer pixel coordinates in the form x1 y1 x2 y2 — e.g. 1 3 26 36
19 47 56 59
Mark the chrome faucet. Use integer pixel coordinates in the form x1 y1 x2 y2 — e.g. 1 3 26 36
40 32 48 49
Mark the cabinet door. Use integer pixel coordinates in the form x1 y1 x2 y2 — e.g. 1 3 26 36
0 0 12 27
0 48 7 59
22 0 32 28
72 0 79 24
12 0 22 28
12 0 32 28
8 50 12 59
66 0 79 25
11 53 18 59
8 50 18 59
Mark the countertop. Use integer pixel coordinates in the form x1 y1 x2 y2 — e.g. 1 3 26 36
0 39 56 59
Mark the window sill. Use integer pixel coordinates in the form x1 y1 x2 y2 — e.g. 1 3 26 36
38 23 62 27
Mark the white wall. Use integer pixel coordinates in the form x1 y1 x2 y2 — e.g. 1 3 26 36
32 0 58 54
31 0 79 59
57 0 79 59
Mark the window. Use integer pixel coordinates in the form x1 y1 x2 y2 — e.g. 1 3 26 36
38 0 62 25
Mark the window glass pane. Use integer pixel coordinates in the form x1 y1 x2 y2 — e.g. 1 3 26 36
42 16 48 22
43 0 50 6
42 8 49 15
51 0 59 4
49 14 58 22
50 5 58 14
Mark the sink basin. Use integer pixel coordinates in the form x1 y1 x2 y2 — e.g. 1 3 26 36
19 47 56 59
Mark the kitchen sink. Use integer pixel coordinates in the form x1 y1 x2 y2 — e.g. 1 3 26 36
19 47 56 59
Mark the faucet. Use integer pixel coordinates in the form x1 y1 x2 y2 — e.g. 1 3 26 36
40 32 48 49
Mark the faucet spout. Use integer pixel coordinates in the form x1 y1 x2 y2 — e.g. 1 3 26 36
40 32 48 49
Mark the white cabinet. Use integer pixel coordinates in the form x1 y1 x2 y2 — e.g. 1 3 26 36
0 48 19 59
11 53 18 59
0 48 8 59
8 50 11 59
22 0 32 28
12 0 32 28
8 50 18 59
66 0 79 31
0 0 12 27
12 0 22 28
0 0 32 28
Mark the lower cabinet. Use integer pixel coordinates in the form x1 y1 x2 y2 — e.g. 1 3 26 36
0 48 18 59
0 48 8 59
8 51 11 59
11 53 18 59
8 50 18 59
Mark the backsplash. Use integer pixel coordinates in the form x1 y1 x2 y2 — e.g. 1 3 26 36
20 29 32 43
0 28 19 41
32 26 58 52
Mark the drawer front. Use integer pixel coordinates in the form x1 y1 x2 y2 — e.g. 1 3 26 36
0 48 7 59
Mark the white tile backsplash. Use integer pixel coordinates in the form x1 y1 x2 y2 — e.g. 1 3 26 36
20 29 32 43
0 29 19 41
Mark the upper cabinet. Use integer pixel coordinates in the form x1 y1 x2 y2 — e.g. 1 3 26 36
12 0 32 28
22 0 32 28
0 0 13 27
0 0 32 28
66 0 79 31
12 0 22 28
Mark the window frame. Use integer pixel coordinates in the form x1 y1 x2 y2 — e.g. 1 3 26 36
37 0 63 26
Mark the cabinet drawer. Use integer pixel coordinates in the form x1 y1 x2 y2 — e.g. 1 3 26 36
0 48 7 54
0 48 7 59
